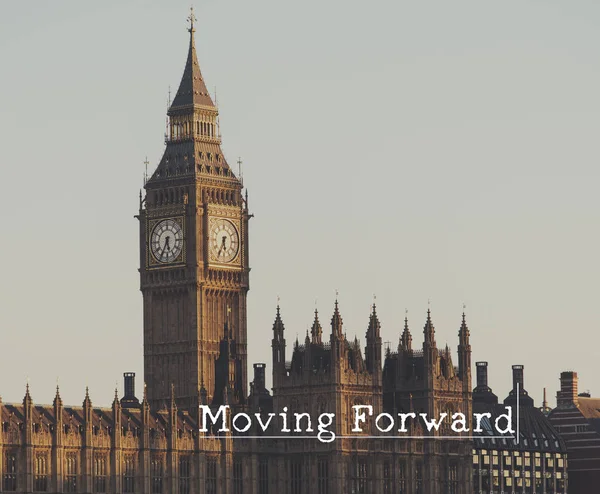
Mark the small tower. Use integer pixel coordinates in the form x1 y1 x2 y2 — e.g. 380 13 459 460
365 304 383 385
399 315 412 352
458 311 472 390
311 309 322 345
271 305 286 388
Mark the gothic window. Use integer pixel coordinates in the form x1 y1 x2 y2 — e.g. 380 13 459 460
317 457 328 494
415 461 423 494
397 460 407 494
3 451 17 491
151 456 163 494
448 463 458 494
123 455 136 493
383 461 392 494
206 458 217 494
35 454 49 492
179 456 191 494
94 455 107 493
64 453 77 493
233 459 243 494
290 457 303 494
258 457 269 494
351 457 368 494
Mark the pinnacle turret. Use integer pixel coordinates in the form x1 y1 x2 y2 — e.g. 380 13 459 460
311 309 323 344
331 300 343 339
400 316 412 351
423 309 436 347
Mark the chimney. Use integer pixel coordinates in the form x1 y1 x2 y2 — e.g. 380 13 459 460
476 361 489 388
253 363 266 392
557 371 579 407
121 372 140 409
503 364 534 408
512 365 524 392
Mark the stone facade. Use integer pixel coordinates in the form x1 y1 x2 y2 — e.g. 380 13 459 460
0 13 475 494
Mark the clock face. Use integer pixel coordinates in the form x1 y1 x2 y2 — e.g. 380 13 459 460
210 218 239 263
150 219 184 263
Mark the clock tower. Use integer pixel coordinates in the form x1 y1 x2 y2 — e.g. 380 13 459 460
138 11 250 411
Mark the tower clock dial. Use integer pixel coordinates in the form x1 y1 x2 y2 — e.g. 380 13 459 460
150 218 183 263
210 218 239 263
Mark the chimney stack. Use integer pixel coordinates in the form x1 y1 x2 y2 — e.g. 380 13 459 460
512 365 524 392
121 372 140 409
557 371 579 408
253 363 266 392
476 361 489 388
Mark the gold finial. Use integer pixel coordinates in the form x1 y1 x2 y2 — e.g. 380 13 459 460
188 5 197 32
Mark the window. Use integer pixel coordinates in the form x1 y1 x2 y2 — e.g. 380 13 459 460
35 454 49 492
290 458 303 494
415 462 423 494
351 458 368 494
383 461 392 494
398 460 407 494
259 457 269 494
65 453 77 493
123 455 136 493
233 459 243 494
206 458 217 494
151 457 163 494
318 458 329 494
448 464 458 494
4 452 17 491
179 456 191 494
94 455 107 493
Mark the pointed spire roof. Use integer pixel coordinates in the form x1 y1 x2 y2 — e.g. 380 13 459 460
400 313 412 351
459 310 470 342
311 309 322 344
331 299 343 338
272 304 285 336
367 303 381 339
53 385 62 408
83 386 92 408
423 308 436 345
169 7 215 112
23 382 32 408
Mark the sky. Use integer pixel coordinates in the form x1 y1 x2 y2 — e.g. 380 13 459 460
1 0 599 407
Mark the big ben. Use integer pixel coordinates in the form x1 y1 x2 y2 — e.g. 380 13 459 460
138 11 250 411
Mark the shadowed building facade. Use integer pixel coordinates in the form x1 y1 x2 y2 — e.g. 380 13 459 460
0 13 475 494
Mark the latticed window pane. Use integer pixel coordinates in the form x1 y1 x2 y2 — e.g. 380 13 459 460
94 455 107 493
179 456 191 494
290 458 303 494
318 457 329 494
151 457 163 494
206 458 218 494
3 451 17 491
415 461 423 494
123 455 136 493
351 457 368 494
258 457 269 494
35 453 49 492
65 453 78 493
398 460 407 494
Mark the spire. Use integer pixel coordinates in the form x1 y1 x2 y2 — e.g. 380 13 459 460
367 303 381 340
331 299 343 339
459 310 470 344
400 314 412 351
83 386 92 408
311 309 322 344
23 382 32 408
53 385 62 408
170 7 215 111
272 304 285 339
112 388 120 409
423 308 436 346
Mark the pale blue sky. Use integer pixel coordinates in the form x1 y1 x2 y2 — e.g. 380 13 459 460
1 0 599 407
